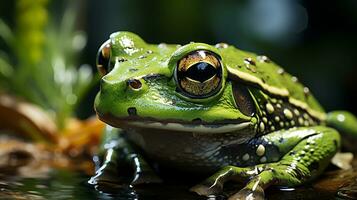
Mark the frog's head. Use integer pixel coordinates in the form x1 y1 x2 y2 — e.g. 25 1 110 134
95 32 257 135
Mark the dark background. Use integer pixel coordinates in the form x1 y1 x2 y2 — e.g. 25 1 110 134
1 0 357 117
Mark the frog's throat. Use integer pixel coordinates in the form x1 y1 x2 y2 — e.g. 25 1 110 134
97 113 252 134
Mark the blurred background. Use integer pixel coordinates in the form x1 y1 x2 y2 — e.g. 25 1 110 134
1 0 356 119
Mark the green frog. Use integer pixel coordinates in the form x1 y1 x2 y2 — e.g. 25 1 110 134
90 31 357 199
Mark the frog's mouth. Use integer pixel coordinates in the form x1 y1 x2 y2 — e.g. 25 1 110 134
97 113 252 134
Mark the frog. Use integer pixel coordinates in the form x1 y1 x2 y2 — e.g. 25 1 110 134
89 31 357 199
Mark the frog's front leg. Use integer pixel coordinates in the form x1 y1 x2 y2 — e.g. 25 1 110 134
191 126 340 200
89 126 161 186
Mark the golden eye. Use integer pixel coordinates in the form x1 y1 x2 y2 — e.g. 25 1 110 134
96 40 111 76
175 50 222 98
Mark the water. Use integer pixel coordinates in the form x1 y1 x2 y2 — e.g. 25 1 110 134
1 167 357 200
0 169 209 200
0 170 96 200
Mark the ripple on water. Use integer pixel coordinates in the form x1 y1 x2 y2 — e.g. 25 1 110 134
1 164 357 199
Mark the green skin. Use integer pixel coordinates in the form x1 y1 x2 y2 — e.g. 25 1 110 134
90 32 357 199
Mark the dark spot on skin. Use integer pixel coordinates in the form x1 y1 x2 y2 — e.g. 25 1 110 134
129 68 138 72
279 137 284 143
142 74 161 80
238 65 242 68
289 151 296 156
300 151 305 157
138 55 147 59
146 50 153 54
192 118 202 124
127 107 137 116
308 161 320 172
127 79 142 89
261 79 266 83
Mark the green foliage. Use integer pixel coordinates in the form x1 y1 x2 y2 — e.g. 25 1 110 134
0 0 97 129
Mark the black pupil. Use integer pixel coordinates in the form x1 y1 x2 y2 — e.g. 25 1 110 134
185 62 218 82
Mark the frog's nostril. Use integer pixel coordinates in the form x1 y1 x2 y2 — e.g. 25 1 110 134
127 107 137 116
127 79 142 89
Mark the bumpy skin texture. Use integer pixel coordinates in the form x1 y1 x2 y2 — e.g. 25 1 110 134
91 32 357 199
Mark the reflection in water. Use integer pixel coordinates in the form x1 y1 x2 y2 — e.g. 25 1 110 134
0 170 97 200
0 168 224 200
1 168 357 200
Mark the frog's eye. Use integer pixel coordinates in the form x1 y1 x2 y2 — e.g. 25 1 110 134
175 50 222 98
96 40 111 76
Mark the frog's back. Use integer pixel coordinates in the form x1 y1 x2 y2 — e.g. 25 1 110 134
218 46 326 121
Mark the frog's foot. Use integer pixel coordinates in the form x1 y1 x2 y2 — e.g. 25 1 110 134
89 148 132 186
89 127 162 187
130 155 163 185
190 165 266 200
192 126 340 199
190 166 249 195
229 183 264 200
89 150 162 186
